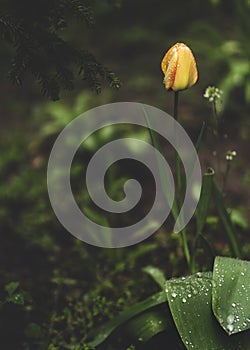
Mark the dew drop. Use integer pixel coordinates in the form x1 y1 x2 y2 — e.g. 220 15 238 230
227 314 234 324
227 324 234 332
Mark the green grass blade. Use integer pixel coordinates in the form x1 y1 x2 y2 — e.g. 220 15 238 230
183 122 206 199
196 167 214 235
190 234 215 274
213 181 241 257
195 122 206 153
143 266 166 289
142 105 179 221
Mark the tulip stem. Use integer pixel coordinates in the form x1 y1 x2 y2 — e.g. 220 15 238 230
173 91 181 205
173 91 179 121
173 91 191 268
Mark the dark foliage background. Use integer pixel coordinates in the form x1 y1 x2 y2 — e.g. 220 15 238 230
0 0 121 99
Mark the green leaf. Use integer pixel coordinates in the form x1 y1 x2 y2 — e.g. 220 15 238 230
88 292 167 348
4 281 25 305
91 305 183 349
213 181 241 258
25 323 43 339
165 271 250 349
196 168 214 235
212 256 250 335
5 281 20 296
166 272 213 349
143 266 166 289
7 292 25 305
230 208 249 229
122 307 171 344
219 59 250 112
245 78 250 103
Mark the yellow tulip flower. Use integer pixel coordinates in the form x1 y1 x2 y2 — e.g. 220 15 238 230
161 43 198 91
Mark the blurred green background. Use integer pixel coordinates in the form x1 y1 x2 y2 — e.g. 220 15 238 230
1 0 250 349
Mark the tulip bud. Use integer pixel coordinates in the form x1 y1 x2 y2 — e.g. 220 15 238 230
161 43 198 91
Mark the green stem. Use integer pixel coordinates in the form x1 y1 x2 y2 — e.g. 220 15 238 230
174 91 179 121
212 100 221 181
174 92 181 205
173 91 191 268
181 230 191 267
222 160 230 193
212 100 219 132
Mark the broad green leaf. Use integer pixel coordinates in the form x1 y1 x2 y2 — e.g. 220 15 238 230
143 266 166 289
88 292 167 347
213 181 241 258
196 168 214 235
212 256 250 335
166 272 250 349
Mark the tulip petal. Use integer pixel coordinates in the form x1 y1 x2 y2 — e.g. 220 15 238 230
161 43 198 92
172 46 198 91
161 45 176 74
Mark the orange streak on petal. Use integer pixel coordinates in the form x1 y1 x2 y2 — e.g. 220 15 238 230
161 43 183 74
163 49 178 90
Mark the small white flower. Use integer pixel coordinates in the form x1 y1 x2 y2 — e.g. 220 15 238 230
204 86 223 103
